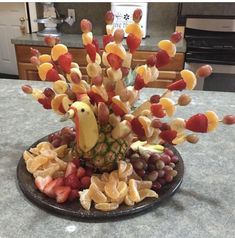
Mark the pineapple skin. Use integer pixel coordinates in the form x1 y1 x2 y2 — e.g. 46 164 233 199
76 125 130 172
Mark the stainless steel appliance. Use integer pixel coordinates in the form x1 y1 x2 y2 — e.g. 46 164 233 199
184 16 235 92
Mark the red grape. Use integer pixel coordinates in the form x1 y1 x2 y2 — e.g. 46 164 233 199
80 19 92 33
158 178 166 185
30 47 40 57
169 162 176 168
156 160 165 170
81 176 91 189
22 85 33 94
52 138 62 148
171 155 179 163
136 169 146 178
158 170 165 178
150 94 160 104
114 28 124 44
163 148 174 157
170 31 182 44
43 87 55 98
196 65 213 78
160 154 171 165
148 153 160 164
132 159 144 170
159 122 171 131
165 174 173 183
105 10 114 24
178 94 191 106
147 171 158 182
152 181 162 191
151 119 163 129
222 115 235 125
147 163 156 172
133 8 142 23
77 167 86 178
134 74 145 90
121 67 130 77
70 71 81 84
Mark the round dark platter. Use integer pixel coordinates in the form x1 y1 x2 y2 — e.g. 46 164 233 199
17 134 184 221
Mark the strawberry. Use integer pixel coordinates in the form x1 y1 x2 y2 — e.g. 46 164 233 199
107 53 123 70
65 162 77 177
35 175 52 192
160 122 171 131
167 79 187 91
107 90 116 105
111 103 125 117
126 33 141 53
58 52 72 73
155 50 170 68
46 68 60 81
77 167 86 178
54 186 71 203
134 74 145 90
159 130 177 144
103 34 114 48
70 71 81 84
130 117 146 139
64 173 81 189
146 55 157 67
151 103 166 118
186 113 208 133
43 177 64 198
170 32 182 44
68 189 79 201
85 43 96 62
87 91 105 105
92 38 100 54
81 176 91 189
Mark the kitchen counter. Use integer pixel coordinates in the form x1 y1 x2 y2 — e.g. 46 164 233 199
11 33 186 52
0 79 234 238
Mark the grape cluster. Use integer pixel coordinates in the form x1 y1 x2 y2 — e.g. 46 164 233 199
48 127 76 148
126 147 179 191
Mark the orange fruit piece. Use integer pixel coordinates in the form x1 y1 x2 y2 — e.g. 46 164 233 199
205 111 219 132
112 96 130 114
51 94 67 115
92 85 108 102
89 183 107 203
138 116 154 138
95 202 119 211
139 189 158 202
104 172 120 200
125 23 143 38
23 150 34 161
124 194 135 206
39 54 51 64
105 42 126 60
26 155 49 173
180 69 197 90
51 44 68 61
135 180 152 190
128 179 140 202
38 63 53 81
159 97 176 117
158 40 176 57
79 189 92 210
91 176 105 192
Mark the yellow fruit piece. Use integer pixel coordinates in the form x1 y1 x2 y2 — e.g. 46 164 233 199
39 54 51 64
51 44 68 61
36 141 54 151
53 80 68 94
170 118 186 132
124 194 135 206
82 32 93 45
105 42 126 60
26 155 49 173
53 144 68 158
51 94 67 115
150 66 159 81
86 53 101 65
135 180 152 190
107 67 122 82
118 161 127 177
54 157 67 171
158 40 176 57
79 189 92 210
89 183 107 203
38 63 53 81
66 68 82 83
23 151 34 161
111 120 131 139
127 86 138 106
139 189 158 202
125 23 143 38
31 88 44 100
95 202 119 211
122 52 132 68
138 116 154 138
172 133 186 145
86 62 102 78
132 100 151 117
106 24 114 35
91 85 108 102
91 176 105 192
159 97 176 117
102 52 110 67
205 111 219 132
104 173 119 200
112 95 130 114
62 95 73 112
135 64 152 84
180 69 197 90
33 162 60 178
128 179 140 202
71 81 88 94
40 149 57 160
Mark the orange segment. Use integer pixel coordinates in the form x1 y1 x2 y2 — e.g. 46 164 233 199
82 32 93 45
79 189 92 210
159 97 176 117
138 116 154 138
91 176 105 191
158 40 176 57
51 44 68 61
180 69 197 90
205 111 219 132
39 54 51 64
125 23 143 38
135 65 152 84
95 202 119 211
89 183 107 203
128 179 140 202
105 42 126 60
38 63 53 81
51 94 68 115
139 189 158 202
112 96 130 114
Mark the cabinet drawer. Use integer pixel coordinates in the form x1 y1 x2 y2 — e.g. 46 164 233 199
18 62 40 81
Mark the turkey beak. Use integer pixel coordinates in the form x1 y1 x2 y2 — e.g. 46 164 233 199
60 109 75 122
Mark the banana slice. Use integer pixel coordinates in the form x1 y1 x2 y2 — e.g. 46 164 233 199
82 32 93 45
158 40 176 57
86 62 102 78
150 66 159 81
170 118 186 132
122 52 132 68
106 24 114 35
107 67 122 82
53 80 68 94
102 52 110 67
159 98 176 117
86 53 101 65
138 116 154 138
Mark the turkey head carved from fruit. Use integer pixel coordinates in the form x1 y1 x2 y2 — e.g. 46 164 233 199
62 101 99 152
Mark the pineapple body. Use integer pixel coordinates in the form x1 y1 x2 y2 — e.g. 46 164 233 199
76 125 130 172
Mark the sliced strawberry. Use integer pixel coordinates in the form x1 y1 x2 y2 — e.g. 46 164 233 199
81 176 91 189
46 68 60 81
58 103 66 114
64 173 81 189
35 175 53 192
85 43 96 62
159 130 177 144
87 90 105 105
151 103 166 118
65 162 77 177
77 167 86 178
107 53 123 70
130 117 146 139
134 74 145 90
167 79 187 91
155 50 170 68
126 33 141 53
68 189 79 201
54 186 71 203
44 177 64 198
107 90 116 105
186 113 208 133
58 52 72 73
103 34 114 48
92 38 100 54
111 103 125 117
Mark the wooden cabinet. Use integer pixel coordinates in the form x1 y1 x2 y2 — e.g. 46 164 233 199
15 44 184 88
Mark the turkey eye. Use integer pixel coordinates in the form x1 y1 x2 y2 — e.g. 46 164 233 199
81 108 85 112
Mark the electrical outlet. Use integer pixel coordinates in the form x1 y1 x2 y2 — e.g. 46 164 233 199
68 9 76 22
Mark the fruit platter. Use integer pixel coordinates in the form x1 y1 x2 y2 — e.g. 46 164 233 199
18 9 235 220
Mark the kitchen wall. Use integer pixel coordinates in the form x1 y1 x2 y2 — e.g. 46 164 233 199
36 2 179 36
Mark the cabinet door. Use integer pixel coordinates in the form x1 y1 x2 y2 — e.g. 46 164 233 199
18 62 40 80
